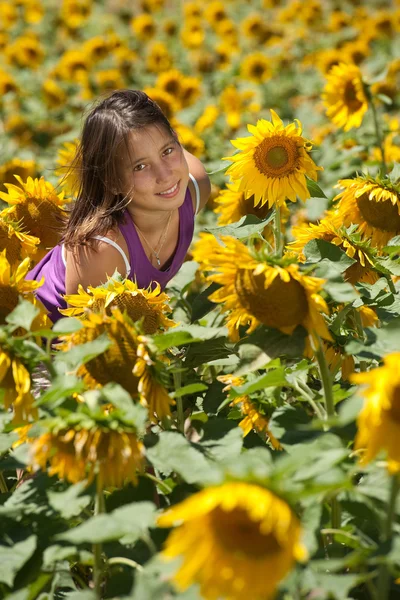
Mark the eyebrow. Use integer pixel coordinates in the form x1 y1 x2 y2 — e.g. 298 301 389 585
132 139 176 165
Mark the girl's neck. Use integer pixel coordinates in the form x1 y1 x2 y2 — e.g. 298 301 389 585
126 205 175 236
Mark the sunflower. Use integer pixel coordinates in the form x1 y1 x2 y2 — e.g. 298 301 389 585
82 36 110 63
214 180 271 225
180 20 205 50
240 53 272 84
5 34 44 69
94 69 125 92
31 425 144 487
143 87 178 120
61 278 175 334
55 139 80 197
218 374 282 448
173 121 205 158
214 42 234 70
0 213 39 267
323 342 355 381
23 0 44 24
157 481 307 600
342 40 371 66
313 48 344 75
333 175 400 248
130 13 156 40
0 158 36 191
0 348 37 423
352 352 400 474
60 0 91 30
180 76 202 108
288 213 379 285
204 1 227 28
183 2 202 19
59 310 174 421
195 236 331 343
194 105 219 134
42 79 67 109
219 85 257 130
0 69 18 96
146 42 172 73
241 13 265 40
0 250 45 326
0 175 68 260
322 63 368 132
223 109 322 209
156 69 183 100
54 49 90 81
371 133 400 167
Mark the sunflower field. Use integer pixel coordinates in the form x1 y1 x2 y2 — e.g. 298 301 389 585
2 0 400 598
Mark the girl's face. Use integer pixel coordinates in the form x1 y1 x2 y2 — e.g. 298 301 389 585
117 124 189 214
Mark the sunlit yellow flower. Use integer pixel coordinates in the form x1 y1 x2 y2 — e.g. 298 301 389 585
3 115 32 146
180 19 205 49
94 69 125 92
183 2 202 19
146 41 172 73
156 69 183 100
0 158 36 191
0 1 18 28
22 0 44 23
322 63 368 132
173 121 204 158
82 36 110 63
214 18 238 44
219 85 257 130
54 49 90 81
214 180 271 225
240 52 272 84
0 348 37 423
55 139 80 197
31 425 144 487
327 10 352 32
288 214 379 285
61 278 175 334
371 132 400 167
352 353 400 474
194 105 219 134
195 236 331 343
333 176 400 248
60 0 91 29
0 213 39 267
158 481 307 600
0 250 46 326
140 0 164 11
131 13 156 40
218 374 282 448
204 1 226 28
162 18 178 37
223 109 322 209
342 40 371 66
143 87 178 121
310 48 343 76
0 176 68 260
0 68 18 95
241 13 264 40
42 79 67 109
59 310 174 421
4 34 44 69
214 41 235 70
180 76 202 108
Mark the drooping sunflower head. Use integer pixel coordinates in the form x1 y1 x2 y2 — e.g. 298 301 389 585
333 174 400 248
223 109 323 209
61 278 175 334
203 236 332 343
0 347 37 423
0 212 40 267
322 62 368 132
0 175 68 258
157 481 307 600
352 352 400 474
288 213 379 285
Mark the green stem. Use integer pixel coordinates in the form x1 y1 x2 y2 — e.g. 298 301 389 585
143 471 173 494
293 381 325 420
386 276 396 295
173 370 185 434
93 477 105 600
368 90 387 175
0 472 8 493
314 336 335 419
274 205 283 257
377 474 400 600
107 557 143 571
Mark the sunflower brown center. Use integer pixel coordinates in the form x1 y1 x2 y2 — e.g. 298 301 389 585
251 62 267 78
343 81 363 112
211 507 282 557
235 269 309 328
254 136 299 178
0 226 21 266
239 193 271 220
13 199 63 247
0 285 19 324
387 386 400 423
92 294 159 334
356 192 400 232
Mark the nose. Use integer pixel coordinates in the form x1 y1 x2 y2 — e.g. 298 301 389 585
154 160 173 183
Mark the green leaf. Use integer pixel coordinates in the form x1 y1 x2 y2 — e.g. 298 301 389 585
150 324 227 352
0 535 37 587
5 299 39 332
171 383 208 398
47 481 91 519
375 255 400 276
100 383 148 430
53 333 111 370
345 317 400 358
388 161 400 184
241 325 306 359
183 337 234 368
204 213 273 240
34 374 85 407
0 431 18 453
200 426 243 462
190 282 220 322
167 260 199 294
268 404 315 446
304 572 362 599
52 317 83 334
304 238 356 272
306 179 327 198
57 502 156 544
230 368 287 398
147 431 221 485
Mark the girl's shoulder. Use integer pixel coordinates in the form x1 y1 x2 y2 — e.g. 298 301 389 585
184 152 211 213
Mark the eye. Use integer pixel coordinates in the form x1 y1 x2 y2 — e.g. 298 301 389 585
163 147 174 156
133 164 145 172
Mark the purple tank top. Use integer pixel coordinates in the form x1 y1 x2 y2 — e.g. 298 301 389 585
26 185 195 323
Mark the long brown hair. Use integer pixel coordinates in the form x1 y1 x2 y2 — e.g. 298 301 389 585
61 89 177 249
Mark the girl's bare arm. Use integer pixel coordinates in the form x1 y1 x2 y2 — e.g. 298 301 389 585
182 148 211 212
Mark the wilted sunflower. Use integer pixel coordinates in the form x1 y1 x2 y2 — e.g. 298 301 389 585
0 250 45 326
31 423 144 487
0 347 37 423
333 175 400 248
61 277 175 334
195 236 331 343
218 374 282 448
288 213 379 285
0 213 40 267
322 63 368 132
223 109 322 209
352 352 400 474
158 481 307 600
0 176 68 260
59 309 174 421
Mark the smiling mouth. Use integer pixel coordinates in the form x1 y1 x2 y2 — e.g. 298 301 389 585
157 181 180 196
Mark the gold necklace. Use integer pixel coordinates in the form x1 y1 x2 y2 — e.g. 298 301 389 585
134 211 173 267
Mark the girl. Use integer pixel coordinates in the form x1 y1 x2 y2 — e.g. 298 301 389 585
26 89 211 322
